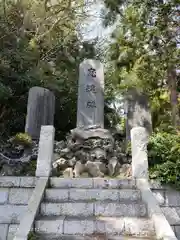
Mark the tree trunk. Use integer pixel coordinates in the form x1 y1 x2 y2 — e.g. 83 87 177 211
167 68 180 129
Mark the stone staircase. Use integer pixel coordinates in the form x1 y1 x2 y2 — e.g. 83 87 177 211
33 178 156 239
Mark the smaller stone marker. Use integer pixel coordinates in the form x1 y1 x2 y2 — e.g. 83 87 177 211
77 59 104 129
25 87 55 139
131 127 149 179
36 125 55 177
125 89 152 140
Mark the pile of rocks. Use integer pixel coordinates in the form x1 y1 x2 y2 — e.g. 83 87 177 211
0 127 131 177
52 127 131 178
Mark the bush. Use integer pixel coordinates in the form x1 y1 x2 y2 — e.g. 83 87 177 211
10 133 32 147
148 132 180 187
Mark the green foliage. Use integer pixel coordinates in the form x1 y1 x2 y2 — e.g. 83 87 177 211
28 232 39 240
22 160 36 176
148 132 180 187
103 0 180 129
0 0 98 139
10 133 32 147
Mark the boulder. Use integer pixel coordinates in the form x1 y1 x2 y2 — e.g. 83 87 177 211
108 157 120 176
63 168 73 178
73 161 85 177
85 161 106 177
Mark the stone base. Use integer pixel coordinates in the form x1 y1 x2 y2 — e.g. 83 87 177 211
53 128 131 178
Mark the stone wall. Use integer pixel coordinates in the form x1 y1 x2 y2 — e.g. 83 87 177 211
0 177 180 239
151 180 180 239
0 177 36 240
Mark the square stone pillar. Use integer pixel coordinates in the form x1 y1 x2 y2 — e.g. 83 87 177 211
131 127 149 179
36 125 55 177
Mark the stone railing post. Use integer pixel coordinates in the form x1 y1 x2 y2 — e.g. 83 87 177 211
130 127 149 179
36 125 55 177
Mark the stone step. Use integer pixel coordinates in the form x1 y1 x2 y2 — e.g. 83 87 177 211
35 235 156 240
35 216 154 237
40 201 147 217
45 189 141 202
49 178 136 189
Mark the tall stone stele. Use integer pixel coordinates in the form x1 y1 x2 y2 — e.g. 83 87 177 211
25 87 55 139
77 59 104 129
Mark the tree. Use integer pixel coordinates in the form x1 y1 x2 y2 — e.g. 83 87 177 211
102 0 180 129
0 0 98 139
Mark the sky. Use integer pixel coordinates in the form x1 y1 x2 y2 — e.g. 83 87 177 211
80 2 112 41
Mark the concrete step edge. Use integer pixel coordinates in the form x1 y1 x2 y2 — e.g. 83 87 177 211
41 200 145 204
34 216 155 236
45 189 141 202
50 178 136 189
36 216 152 221
35 233 156 240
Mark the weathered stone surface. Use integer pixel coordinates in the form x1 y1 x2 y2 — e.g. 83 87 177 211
35 217 64 234
63 168 73 178
161 207 180 225
52 158 68 170
44 188 140 202
131 127 149 179
19 177 36 188
31 217 155 236
14 178 48 239
118 164 132 178
152 190 165 206
45 189 69 202
124 218 154 236
69 189 119 201
0 224 8 240
119 190 141 201
137 179 177 240
25 86 55 139
92 148 106 160
71 128 112 140
0 189 9 204
95 217 124 234
9 188 33 205
94 203 147 217
0 177 20 187
50 178 93 188
7 224 19 240
36 126 55 177
108 157 120 176
174 226 180 239
77 59 104 129
64 218 94 234
0 205 26 223
73 161 85 177
41 202 94 216
165 190 180 207
51 127 130 178
85 161 106 177
125 89 152 140
93 178 136 189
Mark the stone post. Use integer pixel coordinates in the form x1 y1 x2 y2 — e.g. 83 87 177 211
125 89 152 141
77 59 104 129
131 127 149 179
36 125 55 177
25 87 55 139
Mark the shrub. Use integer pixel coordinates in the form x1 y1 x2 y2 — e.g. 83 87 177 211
148 131 180 187
10 133 32 147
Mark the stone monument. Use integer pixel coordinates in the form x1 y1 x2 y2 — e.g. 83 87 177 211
77 59 104 129
52 60 131 178
125 88 152 140
25 87 55 139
